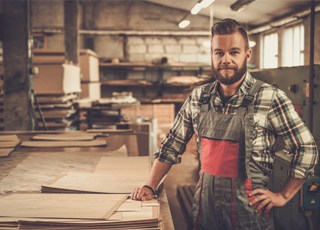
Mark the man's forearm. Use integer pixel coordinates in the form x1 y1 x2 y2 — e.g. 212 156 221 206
250 176 306 213
146 159 172 190
279 176 306 201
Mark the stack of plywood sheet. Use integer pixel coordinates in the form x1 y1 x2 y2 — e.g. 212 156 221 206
34 94 79 131
0 155 161 229
0 196 160 229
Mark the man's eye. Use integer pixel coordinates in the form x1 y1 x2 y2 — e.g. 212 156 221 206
230 51 240 55
215 52 223 56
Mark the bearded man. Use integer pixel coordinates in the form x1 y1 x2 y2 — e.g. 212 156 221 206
131 18 318 230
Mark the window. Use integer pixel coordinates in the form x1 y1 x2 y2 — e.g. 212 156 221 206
281 24 304 67
261 33 278 69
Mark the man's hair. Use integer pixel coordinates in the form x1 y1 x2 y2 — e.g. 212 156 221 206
211 18 249 50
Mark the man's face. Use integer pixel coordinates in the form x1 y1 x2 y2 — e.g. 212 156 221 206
211 31 251 85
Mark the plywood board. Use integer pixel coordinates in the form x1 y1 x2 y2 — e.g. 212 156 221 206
41 171 146 194
0 193 127 219
87 129 133 134
0 199 161 229
103 145 128 157
94 156 150 173
20 140 107 148
0 135 20 142
0 141 20 148
0 148 15 157
31 133 97 141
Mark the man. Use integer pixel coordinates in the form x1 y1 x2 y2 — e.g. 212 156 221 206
131 18 318 229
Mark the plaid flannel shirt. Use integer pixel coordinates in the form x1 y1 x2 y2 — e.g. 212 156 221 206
154 73 318 178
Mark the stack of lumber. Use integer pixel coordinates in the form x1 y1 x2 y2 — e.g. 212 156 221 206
0 195 160 229
81 93 139 129
34 94 80 131
0 153 162 229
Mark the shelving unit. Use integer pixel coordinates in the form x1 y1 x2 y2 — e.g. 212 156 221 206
99 62 211 103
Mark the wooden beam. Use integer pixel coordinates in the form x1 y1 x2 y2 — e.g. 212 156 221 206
64 0 79 65
2 0 34 131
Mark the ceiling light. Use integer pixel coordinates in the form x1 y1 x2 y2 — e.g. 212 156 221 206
249 40 256 48
191 3 202 15
230 0 255 12
179 20 190 29
191 0 216 15
200 0 216 8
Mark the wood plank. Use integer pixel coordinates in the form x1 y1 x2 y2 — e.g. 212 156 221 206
0 148 15 157
20 140 107 148
41 171 147 194
94 156 150 172
87 129 133 134
0 141 20 148
0 135 20 142
0 193 127 219
31 134 97 141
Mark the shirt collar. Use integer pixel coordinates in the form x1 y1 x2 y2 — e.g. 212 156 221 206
210 72 255 96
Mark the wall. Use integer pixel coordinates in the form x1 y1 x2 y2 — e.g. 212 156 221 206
304 12 320 65
31 0 212 64
250 11 320 69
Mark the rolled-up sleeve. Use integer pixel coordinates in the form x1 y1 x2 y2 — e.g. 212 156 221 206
153 93 196 165
268 90 318 178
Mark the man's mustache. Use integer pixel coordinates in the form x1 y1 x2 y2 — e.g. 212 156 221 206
218 65 237 70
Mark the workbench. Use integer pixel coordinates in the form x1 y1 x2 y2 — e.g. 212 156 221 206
0 131 174 230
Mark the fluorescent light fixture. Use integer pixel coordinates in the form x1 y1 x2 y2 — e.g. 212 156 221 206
249 40 256 48
191 3 202 15
191 0 216 15
200 0 216 8
230 0 255 12
179 20 190 28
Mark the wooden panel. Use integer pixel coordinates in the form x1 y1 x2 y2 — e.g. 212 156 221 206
0 193 127 219
31 133 97 141
20 140 107 148
0 148 15 157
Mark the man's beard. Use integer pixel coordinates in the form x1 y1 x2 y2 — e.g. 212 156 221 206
211 59 247 85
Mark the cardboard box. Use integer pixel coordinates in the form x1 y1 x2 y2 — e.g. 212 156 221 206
33 63 81 95
122 104 175 125
80 49 99 82
81 82 101 99
33 49 99 82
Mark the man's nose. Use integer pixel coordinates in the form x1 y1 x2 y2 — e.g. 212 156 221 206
222 53 231 64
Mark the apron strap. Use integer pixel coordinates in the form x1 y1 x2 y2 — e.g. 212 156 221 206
199 83 214 112
237 80 264 179
237 80 264 116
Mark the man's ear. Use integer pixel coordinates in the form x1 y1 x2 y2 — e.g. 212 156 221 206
246 48 252 60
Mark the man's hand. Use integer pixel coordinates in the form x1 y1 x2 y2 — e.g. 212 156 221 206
249 177 306 216
249 189 288 216
131 186 155 201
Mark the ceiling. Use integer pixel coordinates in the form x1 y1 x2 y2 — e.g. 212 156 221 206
146 0 317 29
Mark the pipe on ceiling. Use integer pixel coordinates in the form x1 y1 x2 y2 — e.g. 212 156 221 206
248 5 320 35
